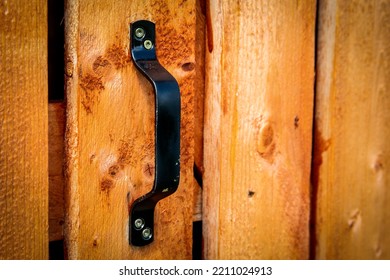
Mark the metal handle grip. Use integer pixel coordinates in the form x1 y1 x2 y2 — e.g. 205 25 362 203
129 20 181 246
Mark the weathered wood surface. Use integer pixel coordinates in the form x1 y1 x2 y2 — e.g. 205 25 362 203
0 0 48 259
64 0 197 259
203 0 316 259
192 0 206 223
49 103 65 241
313 0 390 259
194 0 206 175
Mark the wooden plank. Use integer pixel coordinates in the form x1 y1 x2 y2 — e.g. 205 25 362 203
49 103 65 241
0 0 48 259
313 0 390 259
203 0 316 259
64 0 196 259
194 0 206 174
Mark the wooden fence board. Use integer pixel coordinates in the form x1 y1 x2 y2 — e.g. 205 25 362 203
203 0 316 259
0 0 48 259
314 0 390 259
64 0 196 259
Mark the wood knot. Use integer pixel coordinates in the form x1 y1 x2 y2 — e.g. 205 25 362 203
181 62 195 71
92 56 112 75
108 164 121 178
256 121 275 162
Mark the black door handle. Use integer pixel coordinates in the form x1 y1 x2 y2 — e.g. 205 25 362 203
129 20 181 246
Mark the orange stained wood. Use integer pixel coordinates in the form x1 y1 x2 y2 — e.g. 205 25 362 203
64 0 197 259
203 0 316 259
314 0 390 259
0 0 48 259
194 0 206 175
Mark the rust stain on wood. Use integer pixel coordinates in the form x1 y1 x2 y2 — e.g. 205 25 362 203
100 177 114 194
106 44 130 69
80 73 105 113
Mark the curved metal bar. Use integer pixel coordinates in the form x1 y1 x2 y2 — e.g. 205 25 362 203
129 20 180 246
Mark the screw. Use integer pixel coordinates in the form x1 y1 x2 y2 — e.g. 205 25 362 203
142 227 152 240
144 40 153 50
134 27 145 39
134 218 145 230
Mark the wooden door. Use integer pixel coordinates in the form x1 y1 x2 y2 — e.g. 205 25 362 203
63 0 199 259
1 0 389 260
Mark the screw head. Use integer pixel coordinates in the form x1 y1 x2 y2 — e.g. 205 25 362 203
143 40 153 50
142 227 152 240
134 27 145 39
134 218 145 230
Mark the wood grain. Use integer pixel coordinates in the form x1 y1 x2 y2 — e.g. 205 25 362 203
192 0 206 223
0 0 48 259
314 0 390 259
194 0 206 174
203 0 316 259
49 103 65 241
64 0 196 259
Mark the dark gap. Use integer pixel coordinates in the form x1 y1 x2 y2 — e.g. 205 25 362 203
47 0 66 261
49 240 65 260
48 0 65 102
193 164 203 188
309 0 321 260
192 221 203 260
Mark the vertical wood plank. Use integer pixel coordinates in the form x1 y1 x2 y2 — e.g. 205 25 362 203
192 0 206 222
194 0 206 174
314 0 390 259
0 0 48 259
203 0 316 259
64 0 196 259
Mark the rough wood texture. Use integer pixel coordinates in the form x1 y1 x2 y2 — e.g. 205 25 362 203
192 0 206 223
49 103 65 241
0 0 48 259
64 0 196 259
203 0 316 259
194 0 206 174
313 0 390 259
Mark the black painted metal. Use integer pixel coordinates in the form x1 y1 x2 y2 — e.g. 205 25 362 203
129 20 181 246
